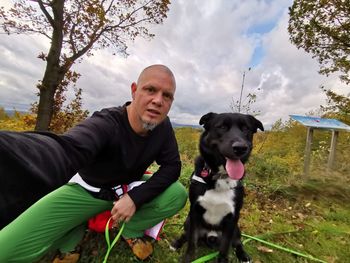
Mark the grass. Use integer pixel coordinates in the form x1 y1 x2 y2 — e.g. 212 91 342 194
36 127 350 263
37 166 350 263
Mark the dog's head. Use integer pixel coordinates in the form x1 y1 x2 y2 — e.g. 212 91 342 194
199 112 264 180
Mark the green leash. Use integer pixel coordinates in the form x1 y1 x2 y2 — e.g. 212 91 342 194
191 233 327 263
100 219 327 263
103 218 125 263
191 251 219 263
241 233 327 263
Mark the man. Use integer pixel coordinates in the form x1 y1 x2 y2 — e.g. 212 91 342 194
0 64 187 262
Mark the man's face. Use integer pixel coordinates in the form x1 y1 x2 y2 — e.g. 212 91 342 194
131 67 176 129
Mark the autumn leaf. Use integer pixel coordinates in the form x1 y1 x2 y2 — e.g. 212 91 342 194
257 246 274 253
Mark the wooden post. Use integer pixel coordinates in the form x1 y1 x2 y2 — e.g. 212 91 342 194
327 130 339 170
304 127 313 177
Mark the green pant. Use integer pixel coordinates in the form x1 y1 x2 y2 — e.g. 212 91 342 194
0 181 187 262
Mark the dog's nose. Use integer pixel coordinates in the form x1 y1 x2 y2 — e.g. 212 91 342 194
232 142 248 156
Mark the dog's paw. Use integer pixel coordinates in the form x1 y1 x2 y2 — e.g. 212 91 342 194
236 247 251 263
170 234 187 250
169 244 177 251
239 255 252 263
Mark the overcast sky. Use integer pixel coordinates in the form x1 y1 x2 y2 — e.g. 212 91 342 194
1 0 349 128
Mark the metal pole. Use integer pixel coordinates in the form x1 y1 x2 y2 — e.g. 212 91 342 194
238 67 251 113
238 71 245 113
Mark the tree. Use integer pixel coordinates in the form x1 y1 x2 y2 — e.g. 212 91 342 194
27 69 90 133
288 0 350 84
320 87 350 124
230 92 261 116
0 0 170 130
230 68 261 116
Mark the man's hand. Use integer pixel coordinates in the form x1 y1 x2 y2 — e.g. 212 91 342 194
111 193 136 223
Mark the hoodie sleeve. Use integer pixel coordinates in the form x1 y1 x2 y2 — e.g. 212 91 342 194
127 122 181 209
60 108 118 171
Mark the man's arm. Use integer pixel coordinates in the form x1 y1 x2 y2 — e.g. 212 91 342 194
127 125 181 209
60 108 117 171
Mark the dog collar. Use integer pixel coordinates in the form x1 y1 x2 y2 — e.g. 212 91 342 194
200 168 210 177
192 174 207 184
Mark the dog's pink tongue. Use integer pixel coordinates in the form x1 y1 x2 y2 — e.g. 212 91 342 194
225 159 244 180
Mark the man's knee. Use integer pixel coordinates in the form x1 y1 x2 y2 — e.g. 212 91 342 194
165 181 188 211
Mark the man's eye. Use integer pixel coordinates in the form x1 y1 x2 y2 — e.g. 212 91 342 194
146 87 156 93
163 93 173 101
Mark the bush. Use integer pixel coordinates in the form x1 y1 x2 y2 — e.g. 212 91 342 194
0 110 35 131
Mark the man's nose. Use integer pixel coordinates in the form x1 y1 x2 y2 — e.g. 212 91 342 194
152 92 164 106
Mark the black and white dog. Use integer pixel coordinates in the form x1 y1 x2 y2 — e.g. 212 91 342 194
171 112 264 263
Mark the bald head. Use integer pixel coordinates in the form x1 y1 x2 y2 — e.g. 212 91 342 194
137 64 176 89
127 64 177 135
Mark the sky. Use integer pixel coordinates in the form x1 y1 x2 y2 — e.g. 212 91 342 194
1 0 349 128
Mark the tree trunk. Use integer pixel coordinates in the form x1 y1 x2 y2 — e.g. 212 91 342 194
35 82 56 131
35 69 65 131
34 0 65 131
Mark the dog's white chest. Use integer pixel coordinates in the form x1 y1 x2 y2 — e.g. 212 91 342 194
198 180 236 225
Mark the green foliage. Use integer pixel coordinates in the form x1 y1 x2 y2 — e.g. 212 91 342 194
288 0 350 84
320 87 350 125
247 154 292 179
249 122 306 182
174 127 201 165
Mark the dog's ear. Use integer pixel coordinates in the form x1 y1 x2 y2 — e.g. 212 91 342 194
247 115 264 133
199 112 217 129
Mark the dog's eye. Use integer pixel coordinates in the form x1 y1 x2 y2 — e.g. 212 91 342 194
216 124 228 131
241 126 251 133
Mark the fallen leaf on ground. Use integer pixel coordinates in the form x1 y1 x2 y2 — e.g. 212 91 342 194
257 246 274 253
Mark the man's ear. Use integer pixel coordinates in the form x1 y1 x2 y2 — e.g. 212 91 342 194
131 82 137 100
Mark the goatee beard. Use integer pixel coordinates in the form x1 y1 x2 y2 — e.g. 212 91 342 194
142 121 157 131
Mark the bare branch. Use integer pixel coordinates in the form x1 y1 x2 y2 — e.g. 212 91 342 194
37 0 55 27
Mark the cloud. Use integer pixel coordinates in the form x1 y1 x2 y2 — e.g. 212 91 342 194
0 0 349 127
0 34 47 110
252 10 350 125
